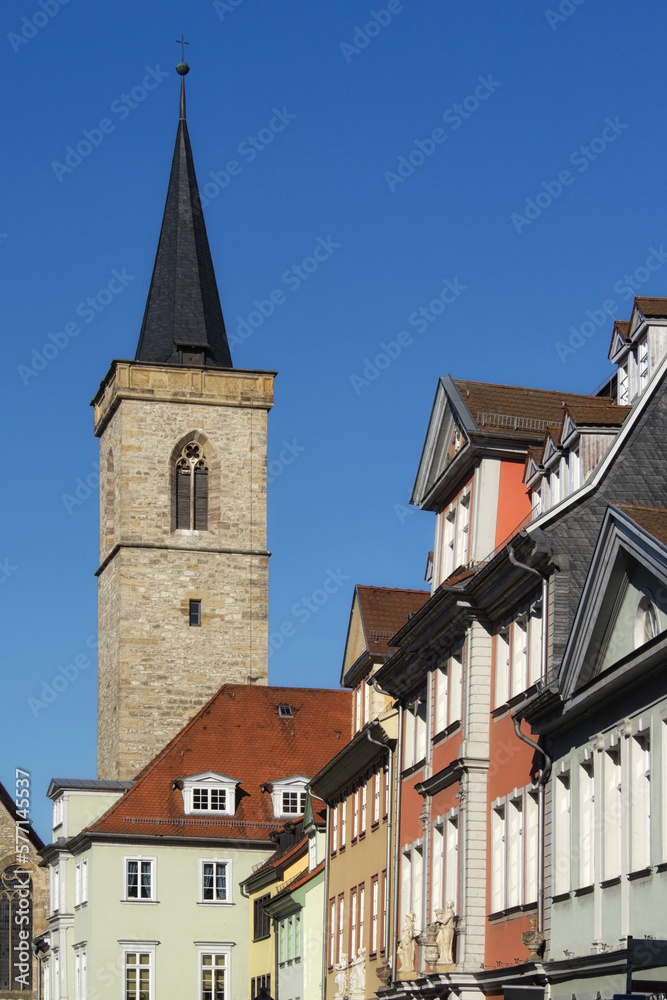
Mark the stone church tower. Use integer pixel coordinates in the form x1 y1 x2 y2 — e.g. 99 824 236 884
94 64 273 780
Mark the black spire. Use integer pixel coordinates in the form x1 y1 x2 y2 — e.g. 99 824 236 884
135 58 233 368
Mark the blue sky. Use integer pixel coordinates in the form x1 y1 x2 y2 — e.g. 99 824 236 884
2 0 665 838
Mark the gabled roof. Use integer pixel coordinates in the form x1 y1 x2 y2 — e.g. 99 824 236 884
134 68 232 369
556 504 667 704
341 585 430 686
412 375 620 508
356 586 431 655
86 685 351 842
633 296 667 319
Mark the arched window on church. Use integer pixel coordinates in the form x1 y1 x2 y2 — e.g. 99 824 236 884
175 442 209 530
0 865 32 992
634 594 659 649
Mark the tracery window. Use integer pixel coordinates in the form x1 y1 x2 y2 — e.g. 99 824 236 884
175 442 209 530
0 866 32 991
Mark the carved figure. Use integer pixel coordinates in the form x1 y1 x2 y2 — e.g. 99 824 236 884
334 953 348 999
435 900 456 965
521 915 545 958
397 913 417 973
349 948 366 995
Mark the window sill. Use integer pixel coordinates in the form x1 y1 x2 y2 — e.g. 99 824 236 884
401 758 426 779
122 899 159 904
488 904 524 921
433 721 462 744
574 884 594 896
198 900 233 906
655 862 667 873
599 876 621 888
253 934 271 943
628 866 653 881
371 821 380 831
551 892 572 903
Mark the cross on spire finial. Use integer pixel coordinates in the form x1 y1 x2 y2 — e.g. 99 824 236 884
177 33 189 62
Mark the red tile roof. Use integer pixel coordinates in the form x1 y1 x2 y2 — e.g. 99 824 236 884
356 586 430 654
87 685 351 841
441 567 475 587
453 379 615 439
617 505 667 548
634 297 667 318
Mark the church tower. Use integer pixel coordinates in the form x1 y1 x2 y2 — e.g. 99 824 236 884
94 62 274 780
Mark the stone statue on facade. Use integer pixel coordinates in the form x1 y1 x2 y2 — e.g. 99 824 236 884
397 912 417 973
349 947 366 997
521 915 545 958
435 900 456 965
334 953 348 999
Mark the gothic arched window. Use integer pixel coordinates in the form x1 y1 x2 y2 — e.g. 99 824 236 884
0 866 32 991
175 442 209 530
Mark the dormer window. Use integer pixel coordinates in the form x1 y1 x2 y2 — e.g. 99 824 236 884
279 704 293 718
266 776 310 817
180 772 239 817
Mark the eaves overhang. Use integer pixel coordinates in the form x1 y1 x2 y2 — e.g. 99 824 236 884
309 721 395 802
342 650 387 690
61 829 276 857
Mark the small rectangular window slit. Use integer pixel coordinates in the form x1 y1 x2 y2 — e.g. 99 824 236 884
189 600 202 626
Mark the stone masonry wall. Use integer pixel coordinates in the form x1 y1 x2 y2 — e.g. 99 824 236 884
95 364 273 780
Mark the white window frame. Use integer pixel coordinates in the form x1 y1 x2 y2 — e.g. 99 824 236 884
506 792 523 908
270 776 310 817
524 790 539 905
578 758 595 888
53 796 64 830
638 337 650 391
197 947 230 1000
51 862 60 915
447 651 463 727
360 781 367 836
491 802 506 913
554 768 571 895
372 765 381 825
121 943 157 1000
180 772 239 817
431 820 444 919
329 898 336 966
435 662 448 735
340 797 347 849
74 944 87 1000
495 629 510 707
123 856 157 903
199 858 231 904
352 786 359 841
371 877 379 955
43 958 51 1000
308 833 317 871
444 811 459 911
603 745 622 880
403 691 427 770
630 728 651 872
619 360 629 404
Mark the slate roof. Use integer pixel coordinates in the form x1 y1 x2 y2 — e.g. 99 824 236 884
86 685 351 841
356 585 430 654
134 73 232 368
617 505 667 548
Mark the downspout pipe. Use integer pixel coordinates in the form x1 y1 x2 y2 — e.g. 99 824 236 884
391 703 403 983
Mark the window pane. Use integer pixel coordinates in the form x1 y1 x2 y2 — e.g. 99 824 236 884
127 862 138 898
